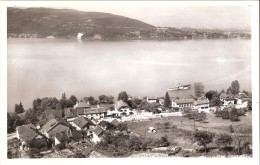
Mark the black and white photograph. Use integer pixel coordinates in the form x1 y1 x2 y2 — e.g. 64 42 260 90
1 0 259 162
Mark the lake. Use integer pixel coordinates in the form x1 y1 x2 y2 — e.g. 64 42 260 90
7 39 251 111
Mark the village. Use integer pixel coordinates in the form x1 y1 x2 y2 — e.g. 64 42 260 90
7 80 252 158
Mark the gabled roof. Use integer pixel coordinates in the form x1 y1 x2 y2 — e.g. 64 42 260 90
220 93 235 100
38 118 48 126
75 102 91 109
93 126 103 136
235 92 249 99
45 109 63 120
16 123 37 143
64 111 78 118
42 118 59 133
55 132 70 142
174 98 195 104
168 88 194 100
114 100 130 109
194 99 209 105
73 116 94 129
87 107 107 114
110 119 120 127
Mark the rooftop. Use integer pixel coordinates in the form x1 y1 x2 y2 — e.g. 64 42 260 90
16 123 37 143
114 100 130 109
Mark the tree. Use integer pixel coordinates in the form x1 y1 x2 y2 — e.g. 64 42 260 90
99 95 107 103
41 97 59 110
118 91 129 103
196 111 207 122
247 99 252 111
57 99 74 109
230 80 240 95
69 95 78 105
210 97 222 107
15 102 25 114
194 82 204 98
83 96 98 105
226 87 232 94
216 133 233 155
221 110 230 119
32 98 42 112
193 130 215 154
62 92 66 99
205 90 218 100
164 92 171 108
230 108 240 122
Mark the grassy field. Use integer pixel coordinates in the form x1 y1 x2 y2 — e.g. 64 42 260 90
126 112 252 151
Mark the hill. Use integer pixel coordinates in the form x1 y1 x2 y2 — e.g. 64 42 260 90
7 7 155 39
7 7 250 40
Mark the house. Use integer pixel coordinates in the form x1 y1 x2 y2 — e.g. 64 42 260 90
90 126 104 144
194 98 210 112
16 123 38 150
108 100 133 117
41 119 70 139
146 96 159 103
168 89 195 110
64 108 78 123
44 109 63 121
235 92 250 109
70 116 95 131
220 93 235 106
76 106 107 120
172 98 195 110
110 119 120 127
74 101 91 110
54 132 70 145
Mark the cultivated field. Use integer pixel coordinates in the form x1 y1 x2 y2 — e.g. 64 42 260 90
126 112 252 154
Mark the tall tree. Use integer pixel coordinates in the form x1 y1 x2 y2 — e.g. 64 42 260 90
62 92 66 99
14 101 25 114
164 92 171 108
230 80 240 95
118 91 129 103
194 82 204 98
69 95 78 105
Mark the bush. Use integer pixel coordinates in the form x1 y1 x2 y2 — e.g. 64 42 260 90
230 108 240 122
155 136 170 147
237 108 246 116
216 134 233 148
214 110 222 117
193 130 215 154
221 110 230 119
229 125 234 133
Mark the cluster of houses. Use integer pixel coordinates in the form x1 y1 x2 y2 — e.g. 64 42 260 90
167 89 250 112
16 100 133 151
15 88 251 151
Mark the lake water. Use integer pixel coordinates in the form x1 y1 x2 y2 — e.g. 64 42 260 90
7 39 251 111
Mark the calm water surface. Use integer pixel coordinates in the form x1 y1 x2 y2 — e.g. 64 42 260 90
8 39 251 111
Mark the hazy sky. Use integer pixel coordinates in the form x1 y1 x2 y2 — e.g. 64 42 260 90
8 1 251 29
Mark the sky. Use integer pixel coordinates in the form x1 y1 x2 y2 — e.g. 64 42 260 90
8 1 251 29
